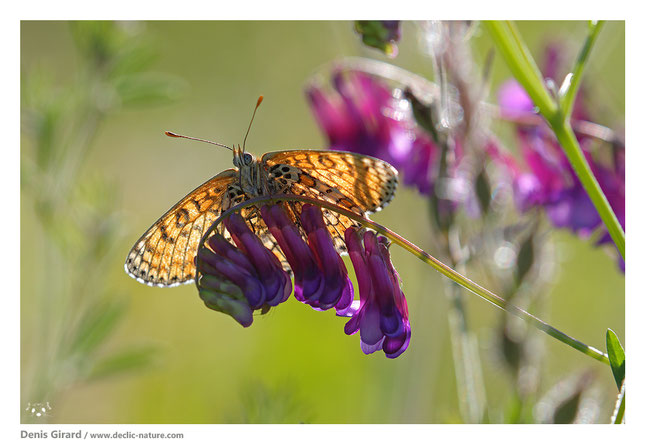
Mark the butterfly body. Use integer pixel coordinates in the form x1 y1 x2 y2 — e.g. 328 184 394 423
125 148 398 288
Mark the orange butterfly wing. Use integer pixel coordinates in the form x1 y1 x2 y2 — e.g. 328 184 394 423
261 150 398 213
125 169 238 287
261 150 399 253
125 149 400 286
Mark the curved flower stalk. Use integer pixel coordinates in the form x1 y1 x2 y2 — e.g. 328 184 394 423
194 194 609 365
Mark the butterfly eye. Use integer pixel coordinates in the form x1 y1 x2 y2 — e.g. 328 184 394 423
243 153 253 165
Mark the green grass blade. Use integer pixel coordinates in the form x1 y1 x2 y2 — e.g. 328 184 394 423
87 345 158 381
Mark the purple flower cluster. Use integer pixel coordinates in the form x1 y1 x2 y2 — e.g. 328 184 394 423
497 46 625 268
196 204 411 358
305 50 624 270
198 212 292 327
306 69 493 222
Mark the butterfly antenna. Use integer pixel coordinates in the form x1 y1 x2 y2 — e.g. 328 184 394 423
164 131 233 151
242 95 264 153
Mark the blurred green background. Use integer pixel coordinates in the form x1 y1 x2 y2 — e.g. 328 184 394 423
21 21 624 423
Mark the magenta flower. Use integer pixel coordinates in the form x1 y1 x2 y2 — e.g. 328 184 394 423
344 227 411 358
197 212 292 327
306 69 512 223
196 204 411 358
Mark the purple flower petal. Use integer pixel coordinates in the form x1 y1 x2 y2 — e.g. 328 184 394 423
383 322 411 359
359 301 384 346
262 205 326 304
360 337 385 355
198 246 266 308
498 80 535 118
301 204 353 311
343 227 411 358
224 213 292 307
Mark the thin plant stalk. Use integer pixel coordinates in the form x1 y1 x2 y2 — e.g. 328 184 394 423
446 280 487 423
560 21 604 119
440 218 487 422
196 194 610 366
428 29 488 422
484 20 624 260
611 380 625 423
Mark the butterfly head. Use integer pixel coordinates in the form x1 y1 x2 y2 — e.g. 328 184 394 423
233 145 255 168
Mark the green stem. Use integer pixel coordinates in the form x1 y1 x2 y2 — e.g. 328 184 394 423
446 281 487 423
485 20 625 259
611 380 625 423
197 194 610 366
550 121 625 257
484 21 557 119
560 21 604 119
442 224 487 422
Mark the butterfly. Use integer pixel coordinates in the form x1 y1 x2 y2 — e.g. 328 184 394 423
125 99 399 288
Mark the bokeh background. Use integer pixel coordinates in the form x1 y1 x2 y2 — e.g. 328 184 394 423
21 21 624 423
